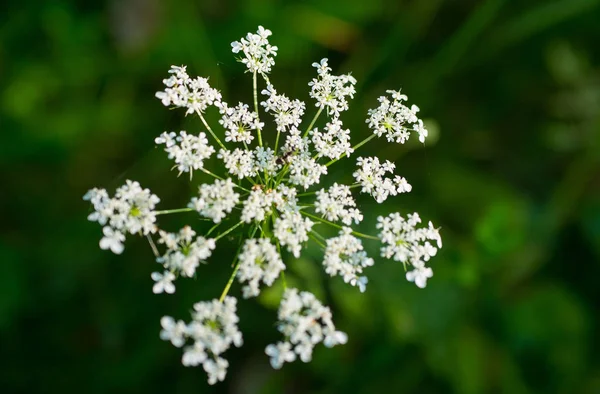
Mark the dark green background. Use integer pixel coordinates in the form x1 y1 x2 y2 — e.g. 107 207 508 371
2 0 599 393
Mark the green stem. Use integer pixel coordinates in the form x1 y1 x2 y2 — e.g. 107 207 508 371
301 211 379 241
274 129 281 154
201 168 251 192
155 207 195 215
303 107 323 138
214 221 244 241
201 168 224 180
206 222 222 237
196 110 227 151
308 232 326 248
253 71 263 147
218 225 258 302
146 234 160 257
326 134 376 167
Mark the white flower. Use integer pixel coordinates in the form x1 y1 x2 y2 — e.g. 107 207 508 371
236 238 285 298
85 181 160 253
367 89 428 143
155 65 222 115
156 226 216 277
155 130 215 175
113 180 160 234
323 228 374 292
261 84 305 132
377 212 442 288
266 289 346 369
151 270 176 294
99 226 125 254
265 342 296 369
231 26 278 74
288 155 327 190
189 178 240 223
159 316 187 347
314 183 362 225
218 148 257 179
280 127 309 155
253 146 281 176
353 156 412 203
217 102 263 144
406 265 433 288
87 26 444 383
273 210 313 257
308 58 356 117
161 296 243 385
310 118 353 160
241 187 276 223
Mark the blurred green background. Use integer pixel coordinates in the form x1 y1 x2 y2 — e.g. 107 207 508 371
2 0 600 393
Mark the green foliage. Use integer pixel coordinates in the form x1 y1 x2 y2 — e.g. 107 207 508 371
2 0 599 393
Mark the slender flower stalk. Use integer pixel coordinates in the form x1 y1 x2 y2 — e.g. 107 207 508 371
83 26 442 385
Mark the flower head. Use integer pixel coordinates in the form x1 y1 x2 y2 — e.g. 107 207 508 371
160 296 243 384
377 212 441 288
236 238 285 298
86 26 443 384
231 26 278 74
367 89 428 143
266 288 347 368
155 131 215 175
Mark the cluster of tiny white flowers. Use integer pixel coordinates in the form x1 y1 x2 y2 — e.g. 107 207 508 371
217 102 263 144
288 155 327 189
353 156 412 203
274 210 314 258
253 146 280 176
84 180 160 254
189 178 240 223
377 212 442 288
155 65 222 115
160 297 243 384
84 26 443 385
367 89 428 144
309 58 356 117
314 183 362 225
261 84 305 132
310 118 353 160
236 238 285 298
155 131 215 175
154 225 215 282
231 26 278 74
323 227 374 292
266 288 348 369
218 148 257 179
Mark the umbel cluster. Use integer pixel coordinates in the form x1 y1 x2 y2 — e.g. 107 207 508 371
84 27 442 384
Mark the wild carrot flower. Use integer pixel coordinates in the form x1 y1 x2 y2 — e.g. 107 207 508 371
84 26 442 384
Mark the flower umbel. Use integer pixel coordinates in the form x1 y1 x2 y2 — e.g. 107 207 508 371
83 26 442 384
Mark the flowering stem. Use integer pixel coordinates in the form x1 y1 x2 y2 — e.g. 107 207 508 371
308 232 326 248
206 222 222 237
301 211 379 241
214 221 244 241
197 111 227 151
146 234 160 257
201 168 251 192
326 134 376 167
303 107 323 138
274 129 281 154
155 207 195 215
280 270 287 289
253 71 263 147
218 225 258 303
218 244 244 303
201 168 223 180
